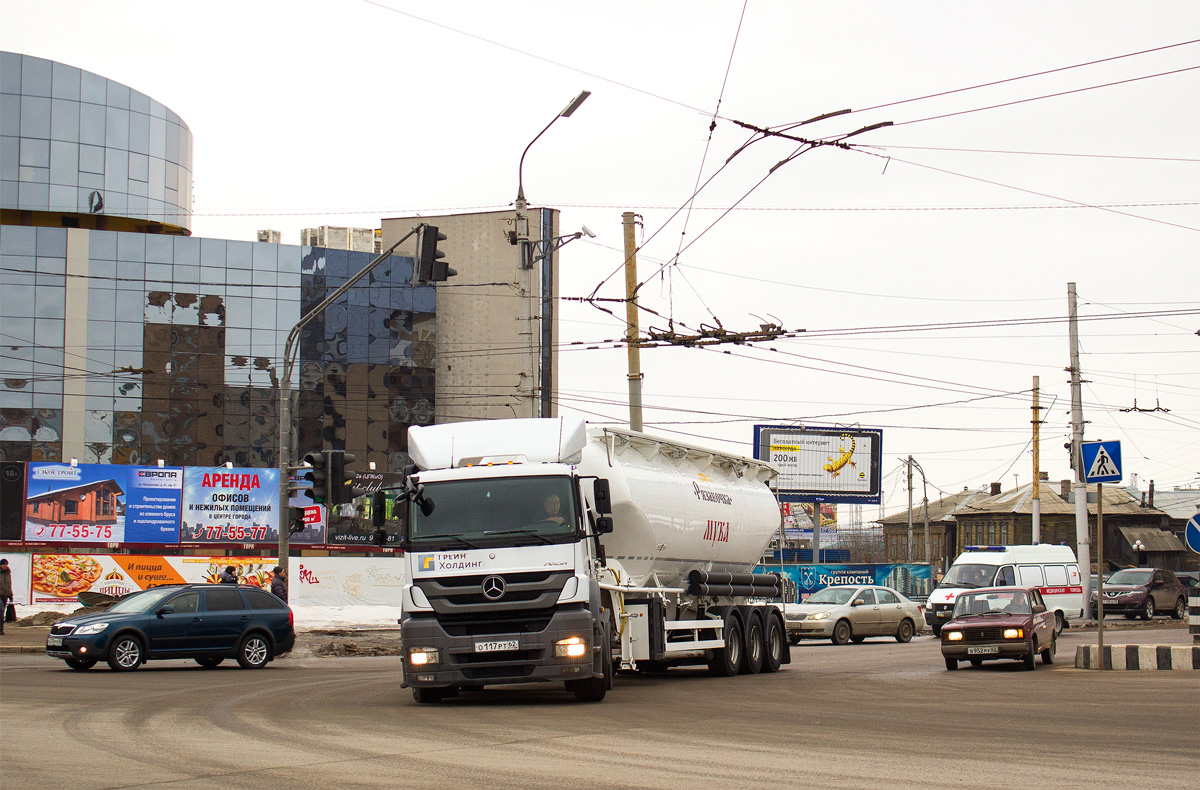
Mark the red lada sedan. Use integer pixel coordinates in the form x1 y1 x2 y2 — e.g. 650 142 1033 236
940 586 1055 671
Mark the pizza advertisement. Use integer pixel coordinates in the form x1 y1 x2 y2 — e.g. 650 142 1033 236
28 554 276 603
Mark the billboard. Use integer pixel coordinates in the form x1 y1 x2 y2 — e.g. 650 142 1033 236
755 425 883 504
755 562 934 602
24 463 183 544
180 468 280 543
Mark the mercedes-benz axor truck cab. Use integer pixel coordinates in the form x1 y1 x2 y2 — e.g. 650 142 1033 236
925 544 1082 635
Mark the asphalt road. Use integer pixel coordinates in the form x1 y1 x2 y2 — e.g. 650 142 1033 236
1 627 1195 789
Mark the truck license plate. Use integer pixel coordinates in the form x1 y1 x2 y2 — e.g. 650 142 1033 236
47 637 63 646
966 645 998 655
474 640 519 653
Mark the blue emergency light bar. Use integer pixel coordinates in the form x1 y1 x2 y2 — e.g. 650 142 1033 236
964 546 1008 552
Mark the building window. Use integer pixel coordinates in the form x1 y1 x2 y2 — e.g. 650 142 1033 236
64 499 78 515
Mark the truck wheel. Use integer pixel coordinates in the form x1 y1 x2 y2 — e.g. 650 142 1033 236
831 619 852 646
707 617 743 677
740 611 764 675
412 687 444 704
570 648 610 702
762 611 785 673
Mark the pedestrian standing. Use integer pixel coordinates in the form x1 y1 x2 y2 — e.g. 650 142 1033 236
0 558 13 635
271 566 288 602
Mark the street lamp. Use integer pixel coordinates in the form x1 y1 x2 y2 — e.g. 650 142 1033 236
515 90 591 214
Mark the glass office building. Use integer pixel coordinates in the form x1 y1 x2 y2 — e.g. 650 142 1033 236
1 52 436 472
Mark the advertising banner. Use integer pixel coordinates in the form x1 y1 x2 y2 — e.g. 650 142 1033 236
24 554 406 607
180 468 280 543
28 553 281 603
291 556 406 607
755 425 883 504
758 563 934 602
1 550 31 605
24 463 183 544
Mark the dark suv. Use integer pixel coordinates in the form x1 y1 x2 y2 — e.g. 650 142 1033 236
46 584 295 671
1089 568 1187 621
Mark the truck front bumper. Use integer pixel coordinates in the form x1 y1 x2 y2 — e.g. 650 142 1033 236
401 607 598 689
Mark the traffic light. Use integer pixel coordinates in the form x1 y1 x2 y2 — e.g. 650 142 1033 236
327 451 357 505
288 506 307 535
371 491 388 546
416 225 456 282
303 451 328 504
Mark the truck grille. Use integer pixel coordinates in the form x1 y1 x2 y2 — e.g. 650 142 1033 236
437 608 557 637
416 571 572 616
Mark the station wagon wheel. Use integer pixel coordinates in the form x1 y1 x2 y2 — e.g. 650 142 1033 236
236 633 272 669
106 634 143 671
1141 598 1155 620
65 658 97 671
831 619 852 646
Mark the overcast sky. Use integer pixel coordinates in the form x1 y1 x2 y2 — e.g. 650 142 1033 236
5 1 1198 518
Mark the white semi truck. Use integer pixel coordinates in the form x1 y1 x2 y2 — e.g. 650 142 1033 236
396 416 789 703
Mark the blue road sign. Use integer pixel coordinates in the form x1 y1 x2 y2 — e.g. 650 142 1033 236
1185 514 1200 555
1081 440 1122 484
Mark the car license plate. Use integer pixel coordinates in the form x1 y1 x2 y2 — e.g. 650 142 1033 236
47 636 63 646
474 639 519 653
966 645 999 655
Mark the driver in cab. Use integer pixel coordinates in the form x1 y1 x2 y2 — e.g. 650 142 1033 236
542 494 566 524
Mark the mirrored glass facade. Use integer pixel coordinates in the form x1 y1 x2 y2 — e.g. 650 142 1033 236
0 225 437 471
1 51 193 234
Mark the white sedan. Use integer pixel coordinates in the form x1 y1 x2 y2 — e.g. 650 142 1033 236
783 585 924 645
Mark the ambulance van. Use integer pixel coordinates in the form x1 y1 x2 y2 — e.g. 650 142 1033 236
925 545 1083 635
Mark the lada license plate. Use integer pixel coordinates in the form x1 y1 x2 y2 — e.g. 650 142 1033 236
474 639 519 653
966 645 998 655
47 636 63 646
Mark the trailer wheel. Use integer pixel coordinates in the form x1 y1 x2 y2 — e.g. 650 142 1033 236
707 616 743 677
740 610 764 675
762 610 785 673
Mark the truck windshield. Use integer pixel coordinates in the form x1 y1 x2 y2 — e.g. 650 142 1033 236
940 563 995 589
411 475 579 550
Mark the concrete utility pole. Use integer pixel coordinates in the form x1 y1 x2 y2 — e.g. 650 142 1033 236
1031 375 1041 544
622 212 643 432
906 455 914 563
1068 282 1092 614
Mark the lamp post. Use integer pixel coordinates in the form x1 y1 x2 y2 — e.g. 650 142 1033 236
512 89 590 417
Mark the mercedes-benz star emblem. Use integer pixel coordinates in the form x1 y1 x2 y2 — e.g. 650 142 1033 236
481 575 506 600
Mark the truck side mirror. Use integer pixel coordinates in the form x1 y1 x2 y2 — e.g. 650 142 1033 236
596 515 614 535
593 479 612 515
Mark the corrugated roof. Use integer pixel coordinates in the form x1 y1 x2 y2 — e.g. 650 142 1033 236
1123 487 1200 521
880 480 1171 522
1117 526 1185 553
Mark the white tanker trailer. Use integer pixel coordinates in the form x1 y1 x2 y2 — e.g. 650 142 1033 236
397 416 789 704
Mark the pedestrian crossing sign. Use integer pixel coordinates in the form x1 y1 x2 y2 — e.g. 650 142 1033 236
1081 440 1122 483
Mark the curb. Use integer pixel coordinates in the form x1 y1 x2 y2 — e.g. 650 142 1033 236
1074 644 1200 670
0 645 47 654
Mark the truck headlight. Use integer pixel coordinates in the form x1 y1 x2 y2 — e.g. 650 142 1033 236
1003 628 1024 640
74 622 109 635
408 647 440 666
945 631 963 641
555 636 588 658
